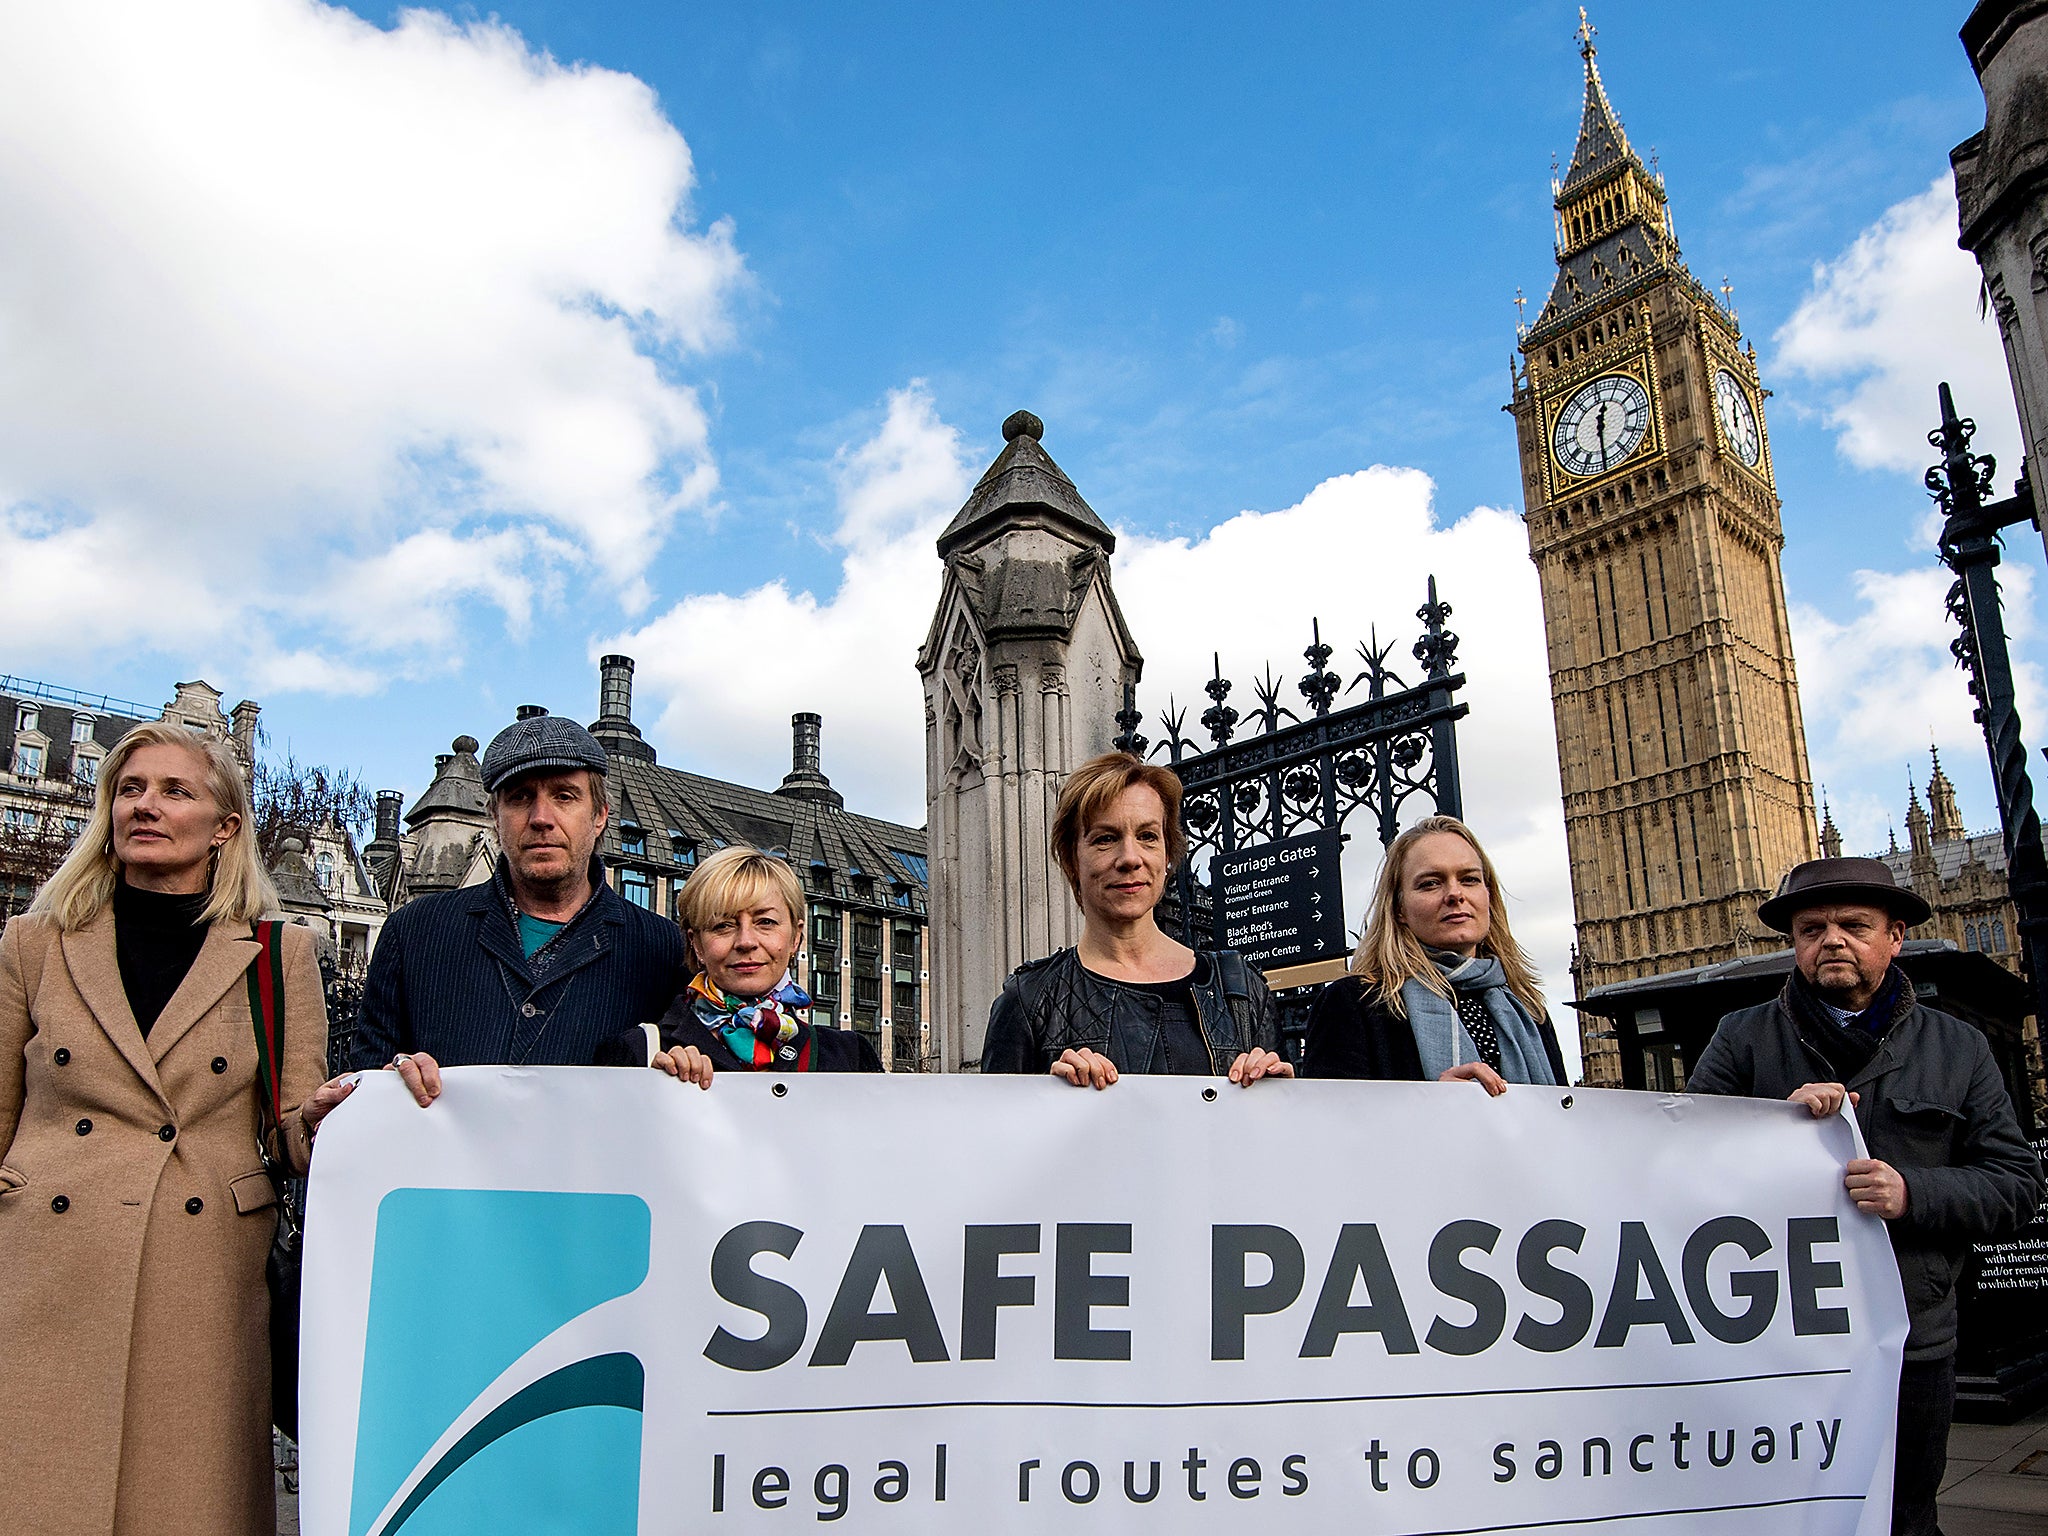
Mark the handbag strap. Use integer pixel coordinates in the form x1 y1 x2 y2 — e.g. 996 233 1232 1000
245 920 286 1135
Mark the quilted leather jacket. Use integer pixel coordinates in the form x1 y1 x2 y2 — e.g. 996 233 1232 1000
980 946 1279 1076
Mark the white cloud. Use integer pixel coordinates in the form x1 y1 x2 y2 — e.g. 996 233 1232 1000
614 394 1578 1070
0 0 743 684
1775 174 2018 477
601 384 969 815
1792 563 2040 853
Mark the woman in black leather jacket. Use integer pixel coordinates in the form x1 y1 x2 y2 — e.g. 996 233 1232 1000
980 752 1289 1088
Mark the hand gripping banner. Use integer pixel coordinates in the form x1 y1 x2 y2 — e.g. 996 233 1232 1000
299 1070 1907 1535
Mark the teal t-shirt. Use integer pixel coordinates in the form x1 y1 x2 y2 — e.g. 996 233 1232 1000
517 912 566 959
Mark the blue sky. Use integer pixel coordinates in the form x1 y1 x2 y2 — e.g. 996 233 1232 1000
0 2 2025 1031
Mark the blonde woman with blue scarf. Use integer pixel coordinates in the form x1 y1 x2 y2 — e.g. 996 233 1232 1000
1302 815 1566 1090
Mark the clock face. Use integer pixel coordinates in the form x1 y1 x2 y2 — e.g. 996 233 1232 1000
1552 374 1652 478
1713 368 1762 467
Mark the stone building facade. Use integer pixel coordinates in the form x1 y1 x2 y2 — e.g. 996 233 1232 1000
374 657 934 1071
1507 27 1818 1086
0 674 260 918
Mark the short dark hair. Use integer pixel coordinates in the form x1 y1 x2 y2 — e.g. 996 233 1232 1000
1050 752 1187 896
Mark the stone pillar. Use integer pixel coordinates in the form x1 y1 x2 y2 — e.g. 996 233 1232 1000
1953 0 2048 554
917 411 1142 1070
402 735 493 895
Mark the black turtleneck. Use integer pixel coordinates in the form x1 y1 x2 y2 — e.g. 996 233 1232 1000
113 878 212 1037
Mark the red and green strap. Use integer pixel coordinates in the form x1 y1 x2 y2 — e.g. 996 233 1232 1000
244 920 286 1131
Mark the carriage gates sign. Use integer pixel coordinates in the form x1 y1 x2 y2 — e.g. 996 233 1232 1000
299 1069 1906 1536
1215 829 1347 969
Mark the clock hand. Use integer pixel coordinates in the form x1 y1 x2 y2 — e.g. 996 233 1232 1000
1596 403 1609 469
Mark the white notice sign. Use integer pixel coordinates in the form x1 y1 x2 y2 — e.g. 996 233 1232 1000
299 1069 1906 1535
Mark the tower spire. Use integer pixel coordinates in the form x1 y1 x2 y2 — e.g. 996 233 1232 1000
1527 15 1684 339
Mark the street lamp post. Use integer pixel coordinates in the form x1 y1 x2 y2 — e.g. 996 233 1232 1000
1928 381 2048 1032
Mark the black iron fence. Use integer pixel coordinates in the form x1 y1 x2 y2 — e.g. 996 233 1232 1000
1117 578 1470 1055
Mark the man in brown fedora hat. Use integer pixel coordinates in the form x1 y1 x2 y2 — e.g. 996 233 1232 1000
1691 856 2041 1536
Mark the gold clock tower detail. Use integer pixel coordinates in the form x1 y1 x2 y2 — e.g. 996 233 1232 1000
1508 18 1818 1086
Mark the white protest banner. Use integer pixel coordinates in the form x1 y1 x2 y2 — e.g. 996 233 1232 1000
299 1069 1906 1536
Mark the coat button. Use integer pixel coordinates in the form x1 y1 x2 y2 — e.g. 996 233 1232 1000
75 1118 92 1136
50 1195 68 1213
212 1057 228 1075
522 1003 539 1018
52 1048 70 1065
158 1125 176 1143
186 1197 204 1215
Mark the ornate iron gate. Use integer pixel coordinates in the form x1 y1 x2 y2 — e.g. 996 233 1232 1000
1114 578 1470 1053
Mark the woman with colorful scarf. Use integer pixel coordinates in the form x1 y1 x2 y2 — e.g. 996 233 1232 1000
595 845 881 1079
1302 815 1566 1091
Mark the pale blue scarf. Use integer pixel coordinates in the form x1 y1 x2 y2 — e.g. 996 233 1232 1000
1398 952 1556 1086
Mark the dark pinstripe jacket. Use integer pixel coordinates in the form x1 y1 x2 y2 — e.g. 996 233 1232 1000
349 859 686 1070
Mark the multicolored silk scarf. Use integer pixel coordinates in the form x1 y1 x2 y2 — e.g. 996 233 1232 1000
689 972 816 1071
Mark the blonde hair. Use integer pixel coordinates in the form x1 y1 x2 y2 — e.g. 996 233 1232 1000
31 721 279 932
1050 751 1187 897
676 844 805 973
1350 814 1546 1022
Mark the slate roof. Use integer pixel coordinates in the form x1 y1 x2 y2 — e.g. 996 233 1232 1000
604 756 928 912
1879 830 2014 888
0 680 151 783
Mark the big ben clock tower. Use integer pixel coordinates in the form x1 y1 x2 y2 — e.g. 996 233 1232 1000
1508 15 1818 1086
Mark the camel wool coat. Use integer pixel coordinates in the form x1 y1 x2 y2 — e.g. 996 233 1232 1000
0 907 325 1536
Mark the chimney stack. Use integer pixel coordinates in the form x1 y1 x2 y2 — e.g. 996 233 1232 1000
373 789 403 845
588 654 656 763
516 704 548 721
775 711 843 808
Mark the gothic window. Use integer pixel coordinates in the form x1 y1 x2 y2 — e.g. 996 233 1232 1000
1966 923 1979 951
1994 920 2008 953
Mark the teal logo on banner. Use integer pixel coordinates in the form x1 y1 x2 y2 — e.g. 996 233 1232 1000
348 1188 651 1536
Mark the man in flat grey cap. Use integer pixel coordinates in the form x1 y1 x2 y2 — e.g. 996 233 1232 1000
350 712 685 1087
1690 856 2041 1536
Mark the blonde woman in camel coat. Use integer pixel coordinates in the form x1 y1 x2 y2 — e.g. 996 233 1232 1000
0 722 356 1536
